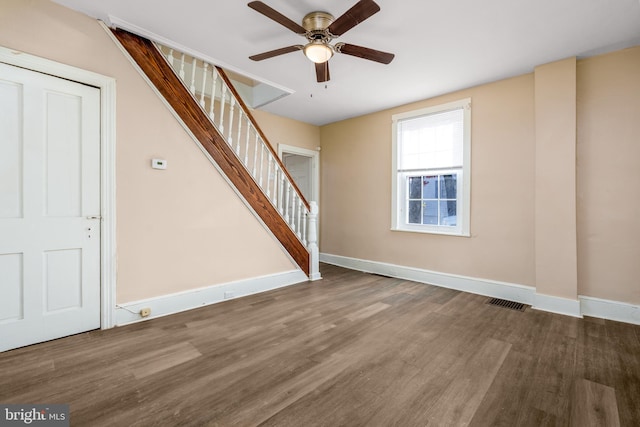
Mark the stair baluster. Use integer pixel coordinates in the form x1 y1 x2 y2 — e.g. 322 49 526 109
179 53 186 80
219 85 226 134
244 121 251 166
227 97 235 146
297 199 303 239
199 62 208 108
266 152 272 198
284 184 290 223
236 112 243 156
208 67 217 121
252 132 259 177
189 57 197 94
278 173 285 215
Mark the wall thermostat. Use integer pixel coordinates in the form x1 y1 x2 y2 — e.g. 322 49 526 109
151 159 167 170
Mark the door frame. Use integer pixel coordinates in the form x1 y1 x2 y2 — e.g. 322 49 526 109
277 144 320 205
0 46 117 329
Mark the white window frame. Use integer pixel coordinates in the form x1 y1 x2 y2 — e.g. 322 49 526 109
391 98 471 236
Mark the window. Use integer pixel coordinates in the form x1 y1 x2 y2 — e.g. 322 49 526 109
392 98 471 236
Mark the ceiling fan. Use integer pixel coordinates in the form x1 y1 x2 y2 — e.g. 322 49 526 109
248 0 395 83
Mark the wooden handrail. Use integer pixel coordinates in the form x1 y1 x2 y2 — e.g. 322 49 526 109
216 67 310 211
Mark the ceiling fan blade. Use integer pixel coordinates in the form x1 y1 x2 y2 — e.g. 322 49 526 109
249 45 302 61
327 0 380 36
337 43 394 64
248 1 307 34
315 61 330 83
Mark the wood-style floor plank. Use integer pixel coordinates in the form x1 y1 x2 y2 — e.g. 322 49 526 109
1 264 639 426
569 378 620 427
127 342 202 379
425 338 512 426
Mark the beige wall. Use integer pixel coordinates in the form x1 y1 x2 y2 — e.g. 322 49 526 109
534 58 578 300
3 1 638 307
320 47 640 306
577 47 640 304
251 109 321 152
320 74 537 286
0 0 297 303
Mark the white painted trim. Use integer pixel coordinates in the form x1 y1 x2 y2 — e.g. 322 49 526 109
99 72 117 329
101 23 307 278
320 253 588 320
106 15 294 97
277 144 320 207
320 253 535 305
321 253 640 324
0 44 118 329
115 270 308 326
532 293 582 318
391 98 472 237
580 295 640 325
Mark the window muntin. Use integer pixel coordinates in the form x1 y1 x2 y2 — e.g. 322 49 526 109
406 173 458 226
392 99 470 236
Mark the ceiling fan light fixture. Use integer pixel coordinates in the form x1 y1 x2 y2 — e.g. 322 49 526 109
304 41 333 63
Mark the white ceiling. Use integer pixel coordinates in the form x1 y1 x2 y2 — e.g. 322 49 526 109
54 0 640 126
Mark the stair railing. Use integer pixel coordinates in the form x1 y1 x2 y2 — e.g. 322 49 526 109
154 43 320 280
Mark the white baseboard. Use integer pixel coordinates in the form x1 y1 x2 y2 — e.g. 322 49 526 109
115 269 308 326
580 295 640 325
113 256 640 327
321 253 640 324
532 293 582 318
320 253 536 305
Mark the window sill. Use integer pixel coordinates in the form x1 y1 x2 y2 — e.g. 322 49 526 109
390 227 471 238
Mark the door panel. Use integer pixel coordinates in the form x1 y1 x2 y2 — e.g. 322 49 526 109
0 79 23 218
0 62 101 352
45 91 82 217
0 253 23 323
44 249 83 312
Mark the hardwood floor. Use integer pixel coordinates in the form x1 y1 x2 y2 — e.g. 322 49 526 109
1 264 639 426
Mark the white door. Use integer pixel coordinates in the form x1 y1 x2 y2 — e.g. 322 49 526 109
0 62 101 352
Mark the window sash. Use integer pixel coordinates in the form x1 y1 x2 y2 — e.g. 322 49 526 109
397 107 464 171
400 170 462 232
391 98 471 236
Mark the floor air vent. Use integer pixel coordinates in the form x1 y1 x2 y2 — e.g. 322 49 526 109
486 298 527 312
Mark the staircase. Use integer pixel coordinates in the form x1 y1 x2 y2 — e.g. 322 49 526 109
111 28 319 280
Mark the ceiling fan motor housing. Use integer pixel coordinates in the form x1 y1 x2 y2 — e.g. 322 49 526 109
303 12 335 42
303 12 334 31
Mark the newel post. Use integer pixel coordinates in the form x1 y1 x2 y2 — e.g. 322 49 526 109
307 201 321 281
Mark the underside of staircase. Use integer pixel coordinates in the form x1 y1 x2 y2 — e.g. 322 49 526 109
110 28 311 276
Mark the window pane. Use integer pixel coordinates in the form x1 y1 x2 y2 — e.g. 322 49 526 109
408 201 421 224
440 174 457 199
422 176 438 199
398 108 464 170
423 201 438 225
440 200 457 226
408 176 421 199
